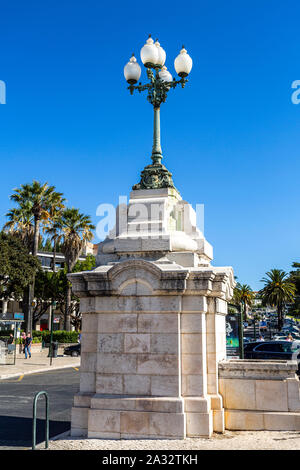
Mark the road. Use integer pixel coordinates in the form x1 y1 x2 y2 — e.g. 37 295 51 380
0 367 79 450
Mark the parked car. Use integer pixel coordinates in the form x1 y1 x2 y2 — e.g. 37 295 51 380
64 343 81 357
280 328 300 337
273 335 291 341
244 340 300 374
243 337 252 344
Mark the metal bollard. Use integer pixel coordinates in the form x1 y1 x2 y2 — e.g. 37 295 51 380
32 391 49 450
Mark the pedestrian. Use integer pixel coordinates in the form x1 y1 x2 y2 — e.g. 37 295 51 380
257 335 265 342
24 333 33 359
286 333 293 341
78 333 81 343
20 331 26 354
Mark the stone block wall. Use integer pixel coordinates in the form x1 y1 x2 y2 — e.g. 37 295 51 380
218 360 300 431
70 259 234 439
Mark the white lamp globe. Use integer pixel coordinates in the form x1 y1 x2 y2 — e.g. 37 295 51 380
154 39 166 66
140 35 159 67
124 55 141 84
159 66 173 83
174 46 193 77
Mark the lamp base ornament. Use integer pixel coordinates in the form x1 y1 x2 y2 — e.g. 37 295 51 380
132 161 176 190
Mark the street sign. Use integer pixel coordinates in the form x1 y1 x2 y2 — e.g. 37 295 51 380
14 313 24 320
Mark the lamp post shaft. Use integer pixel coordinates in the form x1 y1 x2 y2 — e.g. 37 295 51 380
152 106 162 164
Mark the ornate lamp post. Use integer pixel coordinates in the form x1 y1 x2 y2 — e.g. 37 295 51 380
124 35 193 190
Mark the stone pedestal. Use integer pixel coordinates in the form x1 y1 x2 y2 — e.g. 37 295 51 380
219 360 300 431
69 188 234 438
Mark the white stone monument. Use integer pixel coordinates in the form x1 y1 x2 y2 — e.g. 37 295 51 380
69 185 235 438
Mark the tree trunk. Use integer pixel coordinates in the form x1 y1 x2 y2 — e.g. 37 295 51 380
27 283 35 334
278 304 284 331
1 300 8 318
26 216 40 333
32 315 38 331
244 301 248 322
239 303 244 359
64 282 72 331
52 238 57 273
32 217 40 257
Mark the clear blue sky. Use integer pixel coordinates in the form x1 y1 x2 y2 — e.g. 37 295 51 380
0 0 299 290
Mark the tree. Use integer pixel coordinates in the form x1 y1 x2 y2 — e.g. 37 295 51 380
6 180 65 332
260 269 296 331
231 282 254 358
32 270 58 329
32 254 96 330
61 208 95 330
231 283 254 320
4 201 35 252
9 181 65 256
70 254 96 331
0 232 39 307
288 262 300 317
44 213 64 272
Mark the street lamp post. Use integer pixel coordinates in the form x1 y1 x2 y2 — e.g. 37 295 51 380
124 35 193 190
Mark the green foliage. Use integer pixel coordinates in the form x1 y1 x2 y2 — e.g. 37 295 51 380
73 254 96 273
16 329 79 344
231 282 255 318
288 262 300 317
0 330 14 337
0 232 40 300
41 330 79 343
260 268 296 330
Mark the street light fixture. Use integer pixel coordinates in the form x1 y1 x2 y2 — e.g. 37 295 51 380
124 35 193 190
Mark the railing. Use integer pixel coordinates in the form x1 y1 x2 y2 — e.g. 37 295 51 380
32 391 49 450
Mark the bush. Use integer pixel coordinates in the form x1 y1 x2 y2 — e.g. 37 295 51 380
41 330 79 344
0 330 14 336
16 330 79 344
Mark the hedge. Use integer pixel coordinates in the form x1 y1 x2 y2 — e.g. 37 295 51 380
41 330 79 344
0 330 14 337
14 330 80 344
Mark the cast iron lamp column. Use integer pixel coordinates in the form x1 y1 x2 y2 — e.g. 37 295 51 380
124 36 193 190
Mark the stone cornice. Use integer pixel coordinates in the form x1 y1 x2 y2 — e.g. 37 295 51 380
68 260 234 300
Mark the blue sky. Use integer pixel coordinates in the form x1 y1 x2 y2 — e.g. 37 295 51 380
0 0 299 290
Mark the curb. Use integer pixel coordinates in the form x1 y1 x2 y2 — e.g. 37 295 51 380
0 362 80 380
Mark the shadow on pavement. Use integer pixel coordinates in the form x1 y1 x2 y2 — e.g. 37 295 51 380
0 415 70 448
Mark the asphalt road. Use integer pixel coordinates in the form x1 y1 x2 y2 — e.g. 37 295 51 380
0 367 80 450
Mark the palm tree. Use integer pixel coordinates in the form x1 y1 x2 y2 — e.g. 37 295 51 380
239 284 255 321
10 181 65 256
44 213 64 273
4 201 35 252
232 283 254 358
61 208 95 331
232 283 254 319
260 269 296 331
6 181 65 333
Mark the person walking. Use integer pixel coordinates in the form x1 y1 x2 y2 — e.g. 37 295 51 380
286 333 293 341
20 331 26 354
24 333 33 359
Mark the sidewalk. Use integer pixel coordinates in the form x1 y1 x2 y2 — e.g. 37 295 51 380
0 350 80 380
